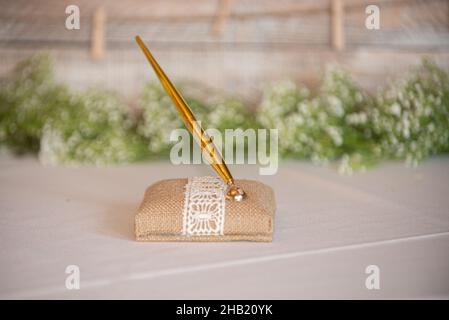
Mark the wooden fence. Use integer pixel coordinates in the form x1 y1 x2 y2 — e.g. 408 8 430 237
0 0 448 102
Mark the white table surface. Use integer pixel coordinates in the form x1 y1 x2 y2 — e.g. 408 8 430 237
0 155 448 299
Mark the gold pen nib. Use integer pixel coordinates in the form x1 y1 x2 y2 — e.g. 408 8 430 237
226 183 246 202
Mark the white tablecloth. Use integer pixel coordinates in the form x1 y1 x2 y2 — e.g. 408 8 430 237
1 156 448 299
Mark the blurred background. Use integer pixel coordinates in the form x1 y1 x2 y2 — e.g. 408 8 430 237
2 0 448 100
0 0 448 171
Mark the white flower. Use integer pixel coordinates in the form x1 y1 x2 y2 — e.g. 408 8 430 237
327 96 344 117
390 103 401 116
326 126 343 146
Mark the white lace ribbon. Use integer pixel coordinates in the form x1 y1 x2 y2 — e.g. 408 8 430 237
182 176 226 236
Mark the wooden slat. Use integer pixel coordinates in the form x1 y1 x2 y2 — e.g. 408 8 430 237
90 6 106 60
1 46 448 103
212 0 235 36
1 0 447 48
331 0 345 51
0 0 448 100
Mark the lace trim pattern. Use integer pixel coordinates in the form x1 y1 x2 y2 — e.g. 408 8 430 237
182 176 226 236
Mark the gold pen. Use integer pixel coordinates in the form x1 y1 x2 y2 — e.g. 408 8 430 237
135 36 245 201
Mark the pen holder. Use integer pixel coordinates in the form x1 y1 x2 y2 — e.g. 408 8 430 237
135 176 275 242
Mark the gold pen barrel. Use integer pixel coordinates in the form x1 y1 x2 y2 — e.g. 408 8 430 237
135 36 236 188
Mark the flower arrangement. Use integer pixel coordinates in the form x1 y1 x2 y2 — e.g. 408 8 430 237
257 69 379 173
371 60 449 167
0 54 447 173
138 83 256 156
137 83 212 154
39 89 148 166
0 54 70 153
0 54 148 165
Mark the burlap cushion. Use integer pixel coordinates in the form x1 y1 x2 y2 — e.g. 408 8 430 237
135 178 275 242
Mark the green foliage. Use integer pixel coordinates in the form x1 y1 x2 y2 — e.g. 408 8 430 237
206 97 256 132
257 71 379 173
39 90 148 166
0 54 148 165
0 54 71 153
137 83 208 154
257 63 449 173
137 83 255 156
0 54 448 173
372 60 449 166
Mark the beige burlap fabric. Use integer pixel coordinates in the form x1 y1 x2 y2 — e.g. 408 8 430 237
135 178 275 242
